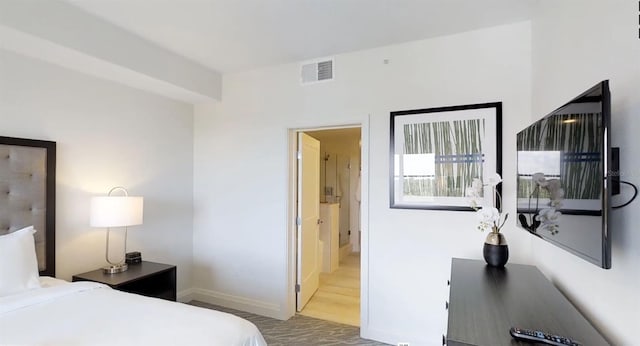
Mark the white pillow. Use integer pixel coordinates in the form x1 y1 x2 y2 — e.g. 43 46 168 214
0 226 41 296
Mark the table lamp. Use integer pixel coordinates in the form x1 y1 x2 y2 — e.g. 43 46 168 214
90 187 143 274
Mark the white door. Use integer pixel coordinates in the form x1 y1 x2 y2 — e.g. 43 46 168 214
296 132 320 311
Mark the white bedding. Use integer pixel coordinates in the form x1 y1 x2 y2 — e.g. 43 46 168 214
0 278 267 346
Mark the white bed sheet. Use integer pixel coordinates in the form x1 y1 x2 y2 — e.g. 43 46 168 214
0 278 267 346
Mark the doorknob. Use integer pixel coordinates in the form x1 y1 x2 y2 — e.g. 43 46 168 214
317 219 323 224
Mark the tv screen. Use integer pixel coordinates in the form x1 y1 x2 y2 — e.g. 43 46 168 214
516 80 612 269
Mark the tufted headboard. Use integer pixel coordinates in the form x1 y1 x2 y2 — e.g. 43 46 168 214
0 136 56 277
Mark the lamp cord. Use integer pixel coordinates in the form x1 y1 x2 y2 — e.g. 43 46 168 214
612 181 638 209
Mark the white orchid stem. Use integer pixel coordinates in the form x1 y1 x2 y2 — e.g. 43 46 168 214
498 213 509 230
527 185 540 229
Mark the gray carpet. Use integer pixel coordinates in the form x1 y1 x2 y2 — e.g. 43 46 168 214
189 301 390 346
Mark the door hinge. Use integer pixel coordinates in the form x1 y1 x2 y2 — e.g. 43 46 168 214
295 284 301 292
296 217 301 226
297 151 302 160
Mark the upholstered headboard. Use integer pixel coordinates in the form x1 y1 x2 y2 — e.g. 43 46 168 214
0 136 56 277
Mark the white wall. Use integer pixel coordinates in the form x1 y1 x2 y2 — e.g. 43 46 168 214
0 49 195 292
531 1 640 344
193 22 532 345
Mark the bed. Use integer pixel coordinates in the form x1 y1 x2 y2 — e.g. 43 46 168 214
0 136 267 345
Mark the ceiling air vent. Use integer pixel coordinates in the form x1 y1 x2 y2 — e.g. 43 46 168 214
301 58 334 85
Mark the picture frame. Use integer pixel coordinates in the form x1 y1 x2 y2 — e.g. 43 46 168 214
0 136 56 276
389 102 502 211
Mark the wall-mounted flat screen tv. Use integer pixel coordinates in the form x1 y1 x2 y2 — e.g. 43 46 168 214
516 80 614 269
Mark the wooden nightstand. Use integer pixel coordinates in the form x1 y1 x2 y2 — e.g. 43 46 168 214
72 261 176 301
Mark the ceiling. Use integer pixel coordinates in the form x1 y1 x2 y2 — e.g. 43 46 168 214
307 127 361 143
64 0 537 74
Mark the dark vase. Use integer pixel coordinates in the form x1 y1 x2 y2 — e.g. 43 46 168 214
483 232 509 267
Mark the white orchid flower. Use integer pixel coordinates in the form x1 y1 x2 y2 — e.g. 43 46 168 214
546 179 561 192
477 207 500 224
553 187 565 200
537 179 563 207
536 207 561 234
466 187 481 209
467 174 507 233
466 186 479 198
484 173 503 187
536 207 561 222
532 172 548 187
537 222 559 235
466 178 484 209
550 197 563 208
471 178 483 193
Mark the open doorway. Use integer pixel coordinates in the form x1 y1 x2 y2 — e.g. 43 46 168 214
294 126 362 326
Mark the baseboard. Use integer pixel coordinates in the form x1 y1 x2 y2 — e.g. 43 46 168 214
177 288 196 303
189 288 284 320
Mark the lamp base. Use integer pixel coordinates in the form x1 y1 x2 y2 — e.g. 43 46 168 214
102 263 128 274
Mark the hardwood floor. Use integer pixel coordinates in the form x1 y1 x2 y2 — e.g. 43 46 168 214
299 252 360 326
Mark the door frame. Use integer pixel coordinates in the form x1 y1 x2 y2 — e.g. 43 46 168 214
285 118 370 333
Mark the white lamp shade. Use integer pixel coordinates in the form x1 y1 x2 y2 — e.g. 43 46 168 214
90 196 144 227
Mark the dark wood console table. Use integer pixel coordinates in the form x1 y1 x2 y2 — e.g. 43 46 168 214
72 261 176 301
446 258 609 345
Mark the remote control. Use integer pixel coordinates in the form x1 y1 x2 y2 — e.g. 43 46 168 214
509 327 581 346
